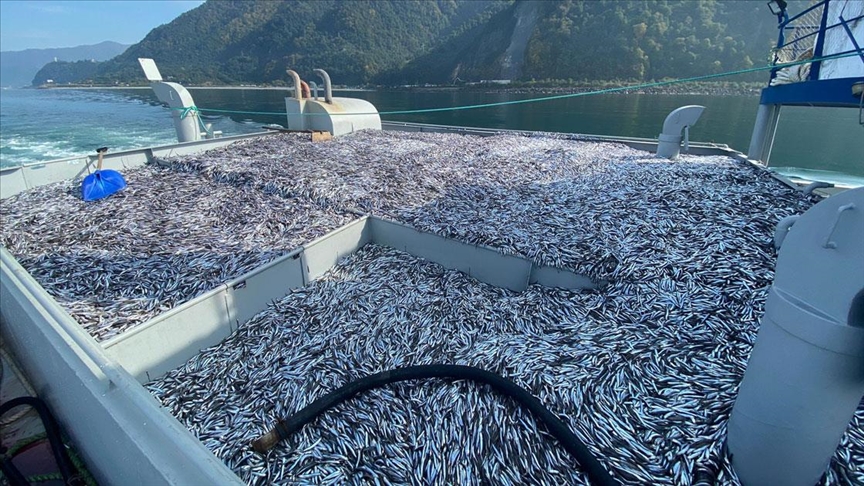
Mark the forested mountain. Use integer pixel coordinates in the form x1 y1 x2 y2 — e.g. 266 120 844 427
31 60 102 86
94 0 795 86
97 0 501 85
0 41 128 88
391 0 785 84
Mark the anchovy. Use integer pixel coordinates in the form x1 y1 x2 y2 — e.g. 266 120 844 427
2 130 858 485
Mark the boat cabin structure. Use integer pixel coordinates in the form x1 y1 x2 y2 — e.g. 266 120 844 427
748 0 864 163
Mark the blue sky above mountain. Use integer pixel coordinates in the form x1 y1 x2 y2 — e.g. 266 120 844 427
0 0 204 52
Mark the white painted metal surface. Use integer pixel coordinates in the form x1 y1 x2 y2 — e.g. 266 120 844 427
748 103 782 163
102 218 371 384
139 58 164 82
285 97 382 136
728 187 864 486
0 248 243 486
283 68 381 135
657 105 706 159
101 214 597 383
139 58 209 142
0 132 276 200
819 0 864 80
304 98 382 136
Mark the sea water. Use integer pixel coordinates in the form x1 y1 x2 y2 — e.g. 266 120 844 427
1 87 862 180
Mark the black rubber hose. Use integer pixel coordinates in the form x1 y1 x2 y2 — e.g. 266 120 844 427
252 364 619 486
0 396 80 485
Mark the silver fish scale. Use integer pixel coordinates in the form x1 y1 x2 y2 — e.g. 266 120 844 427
0 166 352 340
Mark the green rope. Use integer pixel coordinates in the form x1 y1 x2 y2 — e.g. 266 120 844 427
179 107 286 116
25 472 64 483
178 106 199 119
175 105 215 137
66 444 98 486
4 432 48 457
195 111 214 137
171 50 862 118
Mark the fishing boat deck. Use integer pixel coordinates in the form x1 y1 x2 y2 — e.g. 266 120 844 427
1 130 862 485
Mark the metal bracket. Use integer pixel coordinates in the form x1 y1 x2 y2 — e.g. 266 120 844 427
822 203 856 249
838 15 864 65
683 125 690 153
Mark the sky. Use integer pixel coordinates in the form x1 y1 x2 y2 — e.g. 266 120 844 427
0 0 205 52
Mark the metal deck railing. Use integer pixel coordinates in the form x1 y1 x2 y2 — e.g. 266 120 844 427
771 0 864 81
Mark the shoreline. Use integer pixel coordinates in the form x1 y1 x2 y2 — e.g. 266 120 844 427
24 81 762 96
28 85 373 92
392 81 764 97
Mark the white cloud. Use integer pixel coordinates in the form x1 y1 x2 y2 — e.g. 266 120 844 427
25 3 70 15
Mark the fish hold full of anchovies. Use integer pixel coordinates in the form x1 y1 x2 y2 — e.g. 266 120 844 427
5 130 857 485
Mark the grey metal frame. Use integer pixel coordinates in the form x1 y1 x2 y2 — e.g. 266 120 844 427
101 215 598 384
0 131 277 199
0 248 243 486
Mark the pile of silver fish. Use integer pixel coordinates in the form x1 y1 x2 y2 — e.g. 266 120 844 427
148 132 858 485
163 131 627 219
0 166 351 341
2 130 861 484
149 244 864 486
161 131 802 281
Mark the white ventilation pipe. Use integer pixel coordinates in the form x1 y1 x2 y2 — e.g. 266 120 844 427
286 69 302 100
657 105 705 159
313 69 333 104
138 58 202 143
